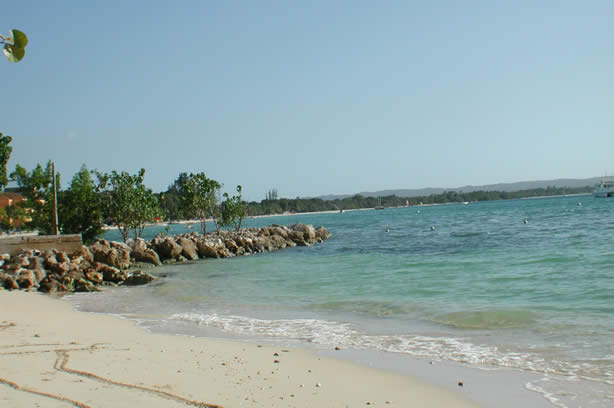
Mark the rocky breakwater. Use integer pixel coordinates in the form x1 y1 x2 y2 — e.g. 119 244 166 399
0 223 330 294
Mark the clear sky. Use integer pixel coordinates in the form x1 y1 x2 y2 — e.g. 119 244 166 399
2 1 613 201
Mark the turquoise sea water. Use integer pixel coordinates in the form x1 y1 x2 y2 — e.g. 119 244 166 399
69 195 614 407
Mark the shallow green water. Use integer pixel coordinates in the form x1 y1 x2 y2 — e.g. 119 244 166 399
73 195 614 407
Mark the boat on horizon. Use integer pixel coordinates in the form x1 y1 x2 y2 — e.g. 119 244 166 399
593 179 614 198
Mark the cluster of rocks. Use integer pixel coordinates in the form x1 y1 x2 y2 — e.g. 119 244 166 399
0 223 330 294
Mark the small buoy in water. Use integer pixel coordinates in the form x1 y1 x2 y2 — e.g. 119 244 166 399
385 228 390 233
430 225 435 230
578 202 582 206
523 219 528 224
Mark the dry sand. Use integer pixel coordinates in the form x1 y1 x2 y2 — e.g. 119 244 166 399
0 290 480 408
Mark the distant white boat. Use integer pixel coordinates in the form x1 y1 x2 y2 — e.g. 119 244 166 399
593 179 614 198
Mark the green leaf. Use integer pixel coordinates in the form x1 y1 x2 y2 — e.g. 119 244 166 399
11 46 25 62
3 44 25 62
11 30 28 48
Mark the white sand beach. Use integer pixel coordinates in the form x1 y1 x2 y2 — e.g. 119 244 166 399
0 290 480 408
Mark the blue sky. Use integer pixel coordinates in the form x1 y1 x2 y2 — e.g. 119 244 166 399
2 1 613 201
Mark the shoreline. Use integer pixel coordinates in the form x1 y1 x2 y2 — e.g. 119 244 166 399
1 290 557 408
110 192 593 232
0 290 481 408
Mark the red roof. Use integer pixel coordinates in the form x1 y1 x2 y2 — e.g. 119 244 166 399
0 192 26 208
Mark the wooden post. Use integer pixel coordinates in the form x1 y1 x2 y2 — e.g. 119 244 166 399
52 161 59 235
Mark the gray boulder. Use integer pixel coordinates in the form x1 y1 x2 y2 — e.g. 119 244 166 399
122 271 156 286
56 251 70 263
252 236 273 252
26 256 45 271
269 234 288 249
71 246 94 264
3 276 19 290
196 239 219 258
291 223 316 243
32 268 47 282
233 236 253 253
38 277 69 293
17 269 38 289
73 278 100 292
131 238 162 266
110 242 132 269
287 230 307 246
88 240 131 270
223 238 239 253
177 237 199 261
90 240 127 270
270 226 289 239
84 269 103 284
153 236 182 259
315 226 331 241
96 263 127 283
49 262 72 275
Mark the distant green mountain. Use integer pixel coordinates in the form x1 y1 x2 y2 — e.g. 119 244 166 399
317 177 601 200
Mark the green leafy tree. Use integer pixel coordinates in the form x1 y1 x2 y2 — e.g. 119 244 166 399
10 161 59 234
161 172 190 221
266 189 278 201
219 185 246 231
0 204 26 232
0 133 12 189
177 172 221 234
159 192 180 221
0 206 10 232
95 168 159 242
58 164 103 244
1 29 28 62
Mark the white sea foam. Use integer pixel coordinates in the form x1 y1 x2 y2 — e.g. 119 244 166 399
169 312 358 344
168 312 605 379
165 311 614 407
525 379 569 408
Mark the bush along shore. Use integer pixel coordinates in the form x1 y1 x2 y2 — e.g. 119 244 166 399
0 223 331 293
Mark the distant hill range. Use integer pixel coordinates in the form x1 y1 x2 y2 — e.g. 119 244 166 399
317 177 601 200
